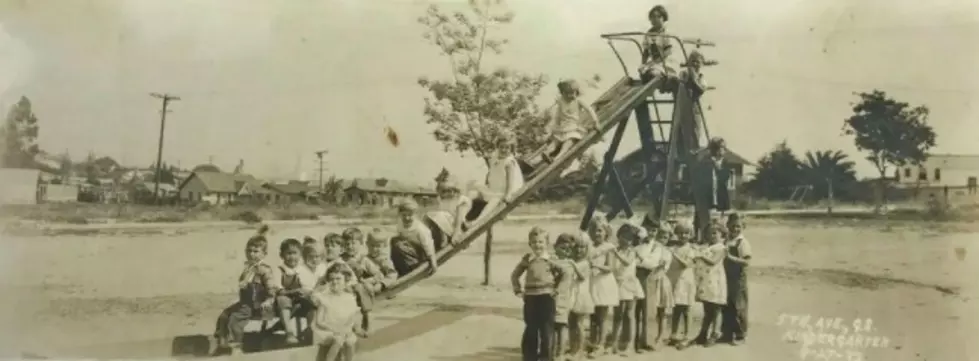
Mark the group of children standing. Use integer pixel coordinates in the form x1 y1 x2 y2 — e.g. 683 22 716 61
212 225 399 361
511 213 751 361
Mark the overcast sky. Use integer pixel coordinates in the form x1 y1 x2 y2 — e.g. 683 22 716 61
1 0 977 184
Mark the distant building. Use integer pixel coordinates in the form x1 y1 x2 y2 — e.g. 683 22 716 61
608 145 755 205
342 178 437 207
894 154 979 203
177 171 258 205
263 180 319 204
0 168 41 205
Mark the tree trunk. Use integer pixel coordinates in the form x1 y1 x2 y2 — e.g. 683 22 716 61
483 227 493 286
480 155 493 286
876 169 889 214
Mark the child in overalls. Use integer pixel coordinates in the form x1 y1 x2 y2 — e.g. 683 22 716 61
276 238 316 344
213 235 281 355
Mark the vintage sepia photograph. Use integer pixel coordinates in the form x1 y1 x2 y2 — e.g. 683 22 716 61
1 0 976 360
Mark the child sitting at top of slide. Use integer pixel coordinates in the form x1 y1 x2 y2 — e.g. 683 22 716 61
639 5 676 83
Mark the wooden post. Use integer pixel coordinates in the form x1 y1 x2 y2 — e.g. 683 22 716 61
483 227 493 286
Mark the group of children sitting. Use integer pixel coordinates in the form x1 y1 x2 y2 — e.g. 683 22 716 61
212 225 399 360
511 213 751 361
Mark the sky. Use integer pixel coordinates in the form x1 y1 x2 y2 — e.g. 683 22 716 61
1 0 978 185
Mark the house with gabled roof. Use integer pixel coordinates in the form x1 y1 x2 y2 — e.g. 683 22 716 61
176 171 258 205
342 178 436 207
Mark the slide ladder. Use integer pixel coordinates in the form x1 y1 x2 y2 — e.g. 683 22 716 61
579 32 718 229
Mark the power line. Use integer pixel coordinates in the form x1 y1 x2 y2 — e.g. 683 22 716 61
149 92 180 204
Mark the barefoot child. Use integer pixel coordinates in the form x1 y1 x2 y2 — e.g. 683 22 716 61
565 233 593 360
606 223 643 355
550 233 582 360
275 238 316 344
722 213 751 345
586 217 618 358
213 235 281 355
666 221 696 350
311 263 364 361
693 220 728 347
511 226 564 361
341 227 385 335
543 80 601 166
365 229 399 290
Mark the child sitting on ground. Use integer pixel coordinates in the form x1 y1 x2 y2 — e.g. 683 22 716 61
341 227 385 336
365 229 399 290
214 234 281 355
542 79 601 170
311 263 364 361
276 238 316 344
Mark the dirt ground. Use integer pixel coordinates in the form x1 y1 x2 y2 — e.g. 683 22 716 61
1 218 977 361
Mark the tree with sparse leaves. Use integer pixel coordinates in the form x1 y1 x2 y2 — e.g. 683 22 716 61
417 0 595 285
842 90 936 207
1 96 40 168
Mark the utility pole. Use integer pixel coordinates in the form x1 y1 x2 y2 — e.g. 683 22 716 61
150 92 180 205
314 150 328 192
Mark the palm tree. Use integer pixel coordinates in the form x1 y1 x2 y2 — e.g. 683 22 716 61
799 150 858 201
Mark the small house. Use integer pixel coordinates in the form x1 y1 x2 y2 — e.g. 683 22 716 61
177 171 258 205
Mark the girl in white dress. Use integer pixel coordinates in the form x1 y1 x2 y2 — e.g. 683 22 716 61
467 135 525 223
606 223 644 355
586 217 618 357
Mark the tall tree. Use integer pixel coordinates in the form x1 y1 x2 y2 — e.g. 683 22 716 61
417 0 550 286
842 90 937 207
743 140 804 200
799 150 858 201
1 96 40 168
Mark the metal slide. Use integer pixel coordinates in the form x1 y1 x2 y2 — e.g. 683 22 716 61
378 75 665 298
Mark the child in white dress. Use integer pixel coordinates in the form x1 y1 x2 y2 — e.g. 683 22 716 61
606 223 644 355
543 79 601 176
467 134 525 222
586 217 618 357
311 263 362 361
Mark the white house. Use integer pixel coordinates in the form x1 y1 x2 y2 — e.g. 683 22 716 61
895 154 979 202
